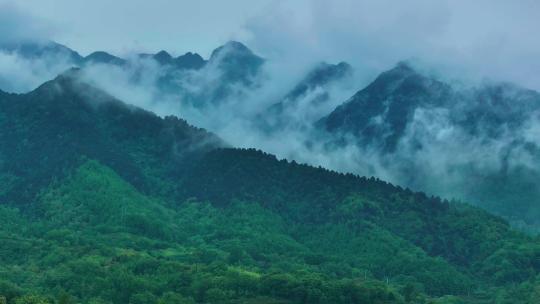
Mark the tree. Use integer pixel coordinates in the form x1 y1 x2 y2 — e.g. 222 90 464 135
14 295 51 304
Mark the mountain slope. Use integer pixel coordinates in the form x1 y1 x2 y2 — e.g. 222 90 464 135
321 63 455 151
0 69 223 208
0 41 84 64
319 62 540 231
174 52 206 69
176 41 265 107
1 69 540 303
136 50 206 70
259 62 353 132
2 150 540 303
2 159 413 304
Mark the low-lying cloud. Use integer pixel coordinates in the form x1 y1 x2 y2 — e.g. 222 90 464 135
0 51 73 93
1 1 540 231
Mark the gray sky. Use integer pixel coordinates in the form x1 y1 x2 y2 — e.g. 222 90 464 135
1 0 540 89
3 0 273 56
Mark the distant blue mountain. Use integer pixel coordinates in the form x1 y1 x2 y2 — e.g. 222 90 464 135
0 41 84 64
84 51 126 66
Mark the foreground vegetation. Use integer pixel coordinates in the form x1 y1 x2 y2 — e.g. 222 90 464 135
1 159 539 303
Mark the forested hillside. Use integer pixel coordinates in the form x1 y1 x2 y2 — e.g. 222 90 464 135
0 69 223 209
1 73 540 303
319 63 540 232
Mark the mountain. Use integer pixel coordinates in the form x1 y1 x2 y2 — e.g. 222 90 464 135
0 41 84 64
282 62 352 102
0 68 223 208
84 51 126 66
321 62 540 150
174 52 206 69
4 40 540 234
260 61 353 132
0 39 268 111
145 51 205 70
153 50 174 65
174 41 266 107
131 50 205 69
134 42 261 75
135 41 266 107
209 41 264 85
1 69 540 303
319 62 540 231
0 40 208 73
321 62 452 151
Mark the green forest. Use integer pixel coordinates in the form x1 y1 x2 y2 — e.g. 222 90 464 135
1 74 540 303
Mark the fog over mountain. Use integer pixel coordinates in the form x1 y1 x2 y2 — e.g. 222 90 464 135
318 63 540 229
3 2 540 303
1 0 540 231
4 66 540 303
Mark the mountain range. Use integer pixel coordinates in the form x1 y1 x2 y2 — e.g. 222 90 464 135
3 40 540 232
1 40 540 303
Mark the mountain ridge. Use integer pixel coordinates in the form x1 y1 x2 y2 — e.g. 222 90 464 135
4 39 540 234
318 62 540 231
0 69 224 208
0 39 235 72
1 65 540 302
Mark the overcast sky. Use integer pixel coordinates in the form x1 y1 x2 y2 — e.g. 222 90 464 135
2 0 272 56
1 0 540 89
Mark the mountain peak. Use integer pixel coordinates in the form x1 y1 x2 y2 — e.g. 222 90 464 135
210 41 256 60
384 61 418 78
395 60 415 70
336 61 352 70
179 51 203 59
320 61 451 152
358 61 427 97
207 41 264 86
174 52 206 69
223 40 251 52
31 67 112 103
84 51 125 66
153 50 173 65
308 61 353 84
155 50 171 57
